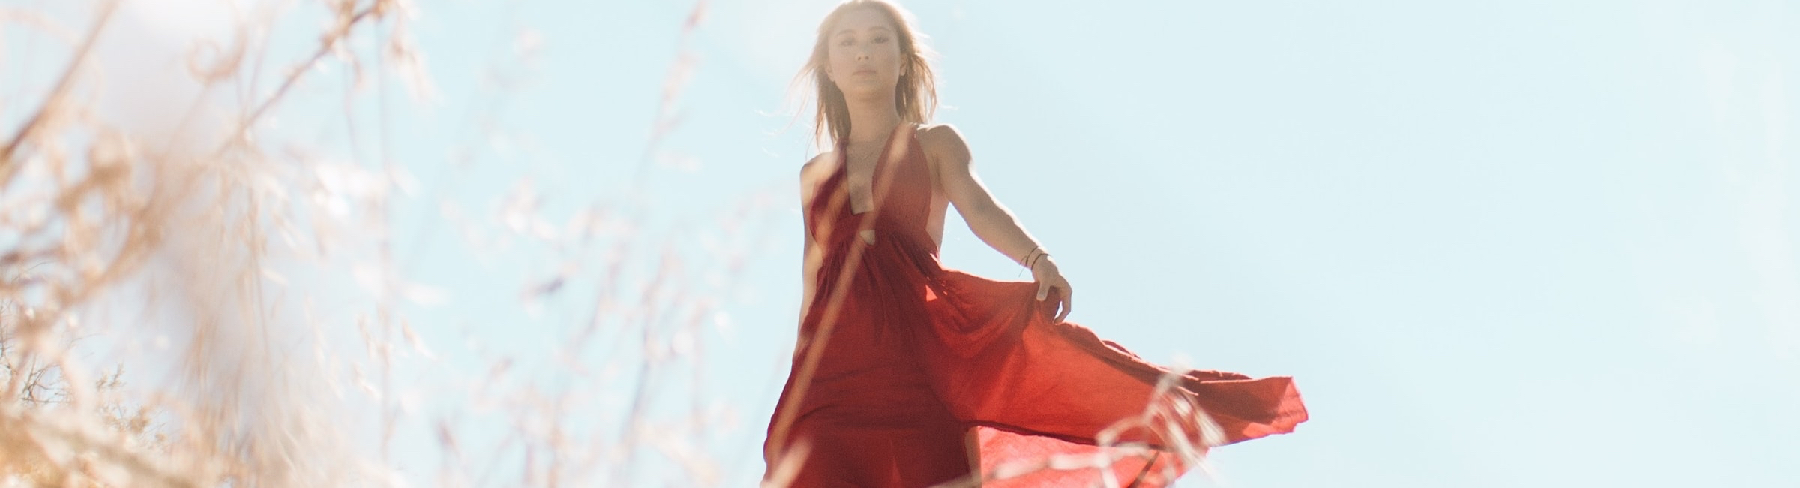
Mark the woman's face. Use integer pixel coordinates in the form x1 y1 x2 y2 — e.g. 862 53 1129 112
825 7 903 101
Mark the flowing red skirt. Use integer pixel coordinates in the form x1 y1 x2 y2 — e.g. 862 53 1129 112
764 231 1306 487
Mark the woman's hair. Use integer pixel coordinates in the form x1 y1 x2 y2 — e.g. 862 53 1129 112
796 0 937 149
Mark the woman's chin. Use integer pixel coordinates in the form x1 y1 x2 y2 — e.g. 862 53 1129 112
837 84 897 101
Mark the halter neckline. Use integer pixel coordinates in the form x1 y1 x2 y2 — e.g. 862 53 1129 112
834 123 912 217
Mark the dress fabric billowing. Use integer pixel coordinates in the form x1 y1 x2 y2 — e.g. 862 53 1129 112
763 125 1307 487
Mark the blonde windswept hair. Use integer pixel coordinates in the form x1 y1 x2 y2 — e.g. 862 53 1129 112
795 0 938 149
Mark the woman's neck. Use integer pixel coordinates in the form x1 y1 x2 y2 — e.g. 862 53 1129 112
843 95 904 146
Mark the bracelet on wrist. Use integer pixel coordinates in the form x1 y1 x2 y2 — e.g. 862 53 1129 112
1019 246 1041 268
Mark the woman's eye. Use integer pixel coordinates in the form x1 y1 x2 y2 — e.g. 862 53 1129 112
873 36 890 44
838 38 854 46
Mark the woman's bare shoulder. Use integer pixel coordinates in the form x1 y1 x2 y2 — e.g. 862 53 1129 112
916 123 964 145
798 151 837 198
800 150 836 177
916 123 971 166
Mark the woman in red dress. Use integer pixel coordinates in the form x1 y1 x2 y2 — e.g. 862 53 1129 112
762 2 1308 486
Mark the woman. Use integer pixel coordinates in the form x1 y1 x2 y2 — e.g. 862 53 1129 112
763 2 1308 487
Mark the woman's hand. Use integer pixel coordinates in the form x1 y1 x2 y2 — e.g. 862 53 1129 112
1031 256 1073 323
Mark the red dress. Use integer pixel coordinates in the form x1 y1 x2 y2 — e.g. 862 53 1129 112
764 124 1307 487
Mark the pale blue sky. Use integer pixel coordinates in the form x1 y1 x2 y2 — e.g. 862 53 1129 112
384 0 1800 486
19 0 1797 486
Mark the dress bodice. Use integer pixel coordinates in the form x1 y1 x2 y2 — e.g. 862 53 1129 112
806 124 938 257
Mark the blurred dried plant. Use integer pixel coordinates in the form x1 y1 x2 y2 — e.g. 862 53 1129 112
0 0 773 486
0 0 435 485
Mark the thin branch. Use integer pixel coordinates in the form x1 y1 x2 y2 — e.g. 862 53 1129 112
0 0 120 177
210 4 381 158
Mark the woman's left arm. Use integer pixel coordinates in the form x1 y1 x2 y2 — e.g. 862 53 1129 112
923 124 1074 322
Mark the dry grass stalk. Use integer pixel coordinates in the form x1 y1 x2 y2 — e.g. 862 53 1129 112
0 0 412 485
1 0 762 486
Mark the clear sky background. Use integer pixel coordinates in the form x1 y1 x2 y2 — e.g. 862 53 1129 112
17 0 1798 486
